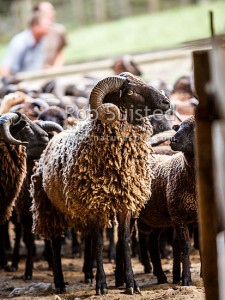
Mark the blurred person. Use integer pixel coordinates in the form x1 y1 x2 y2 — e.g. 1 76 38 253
170 75 196 102
169 75 198 117
112 55 142 76
32 1 67 68
0 13 51 77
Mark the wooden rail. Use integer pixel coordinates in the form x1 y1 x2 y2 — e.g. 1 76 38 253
7 40 211 88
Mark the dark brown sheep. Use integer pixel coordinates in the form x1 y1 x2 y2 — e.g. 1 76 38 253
31 73 170 295
138 115 197 286
0 112 63 271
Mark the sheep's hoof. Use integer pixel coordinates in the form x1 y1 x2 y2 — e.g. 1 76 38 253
96 286 108 295
155 272 167 284
23 275 32 280
85 278 93 284
136 286 142 295
158 277 168 284
144 265 152 274
55 287 66 294
182 277 192 286
4 265 17 272
126 287 134 295
173 278 180 284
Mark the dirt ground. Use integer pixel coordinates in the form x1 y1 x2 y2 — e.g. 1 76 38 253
0 231 205 300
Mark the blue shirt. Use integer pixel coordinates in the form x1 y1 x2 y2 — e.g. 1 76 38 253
2 29 46 74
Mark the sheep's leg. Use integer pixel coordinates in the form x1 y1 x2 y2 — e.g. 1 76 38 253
106 226 116 263
9 220 22 271
90 222 107 295
174 224 192 285
82 234 94 283
160 227 173 259
138 230 152 274
16 213 34 280
131 226 138 257
193 225 199 250
173 233 181 284
3 221 11 251
51 236 66 293
117 211 141 295
0 224 8 268
115 230 125 287
71 229 81 257
148 229 167 283
43 239 53 269
23 227 35 280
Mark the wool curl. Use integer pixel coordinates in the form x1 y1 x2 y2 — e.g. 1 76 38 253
0 142 27 223
31 117 154 238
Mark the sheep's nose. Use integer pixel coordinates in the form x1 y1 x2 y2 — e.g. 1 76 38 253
162 98 170 105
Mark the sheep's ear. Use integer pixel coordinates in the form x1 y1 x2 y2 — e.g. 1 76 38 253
172 124 180 132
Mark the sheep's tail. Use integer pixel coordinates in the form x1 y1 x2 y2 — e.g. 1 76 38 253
30 162 68 240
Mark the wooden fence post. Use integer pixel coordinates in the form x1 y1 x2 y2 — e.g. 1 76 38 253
71 0 84 26
193 49 219 300
93 0 107 22
147 0 161 12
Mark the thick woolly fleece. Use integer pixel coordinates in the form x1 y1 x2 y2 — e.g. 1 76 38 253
140 151 197 229
31 118 153 239
0 141 27 223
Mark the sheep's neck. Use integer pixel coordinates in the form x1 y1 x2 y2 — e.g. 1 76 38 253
94 118 153 142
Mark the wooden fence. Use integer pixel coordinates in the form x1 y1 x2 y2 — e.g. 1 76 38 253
194 35 225 300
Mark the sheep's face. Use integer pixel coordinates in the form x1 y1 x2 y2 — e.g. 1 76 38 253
170 116 195 156
103 81 170 124
149 114 172 135
10 115 49 158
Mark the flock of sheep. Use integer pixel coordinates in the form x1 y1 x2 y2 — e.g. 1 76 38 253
0 68 200 296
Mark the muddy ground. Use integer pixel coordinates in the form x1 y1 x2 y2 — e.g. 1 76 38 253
0 231 205 300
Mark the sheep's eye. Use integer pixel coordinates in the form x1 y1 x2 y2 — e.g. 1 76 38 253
127 90 133 96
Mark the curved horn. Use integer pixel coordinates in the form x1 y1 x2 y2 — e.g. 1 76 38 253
90 76 126 123
29 98 49 110
119 72 145 85
97 103 121 124
9 103 25 113
36 121 63 133
0 112 28 145
33 106 42 117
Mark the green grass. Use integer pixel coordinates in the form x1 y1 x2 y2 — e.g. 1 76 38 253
64 0 225 63
0 1 225 65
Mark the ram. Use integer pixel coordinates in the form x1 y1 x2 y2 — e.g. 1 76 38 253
31 72 170 295
0 112 62 268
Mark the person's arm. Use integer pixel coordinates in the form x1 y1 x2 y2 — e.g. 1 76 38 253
50 25 67 67
51 49 64 67
0 66 11 77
